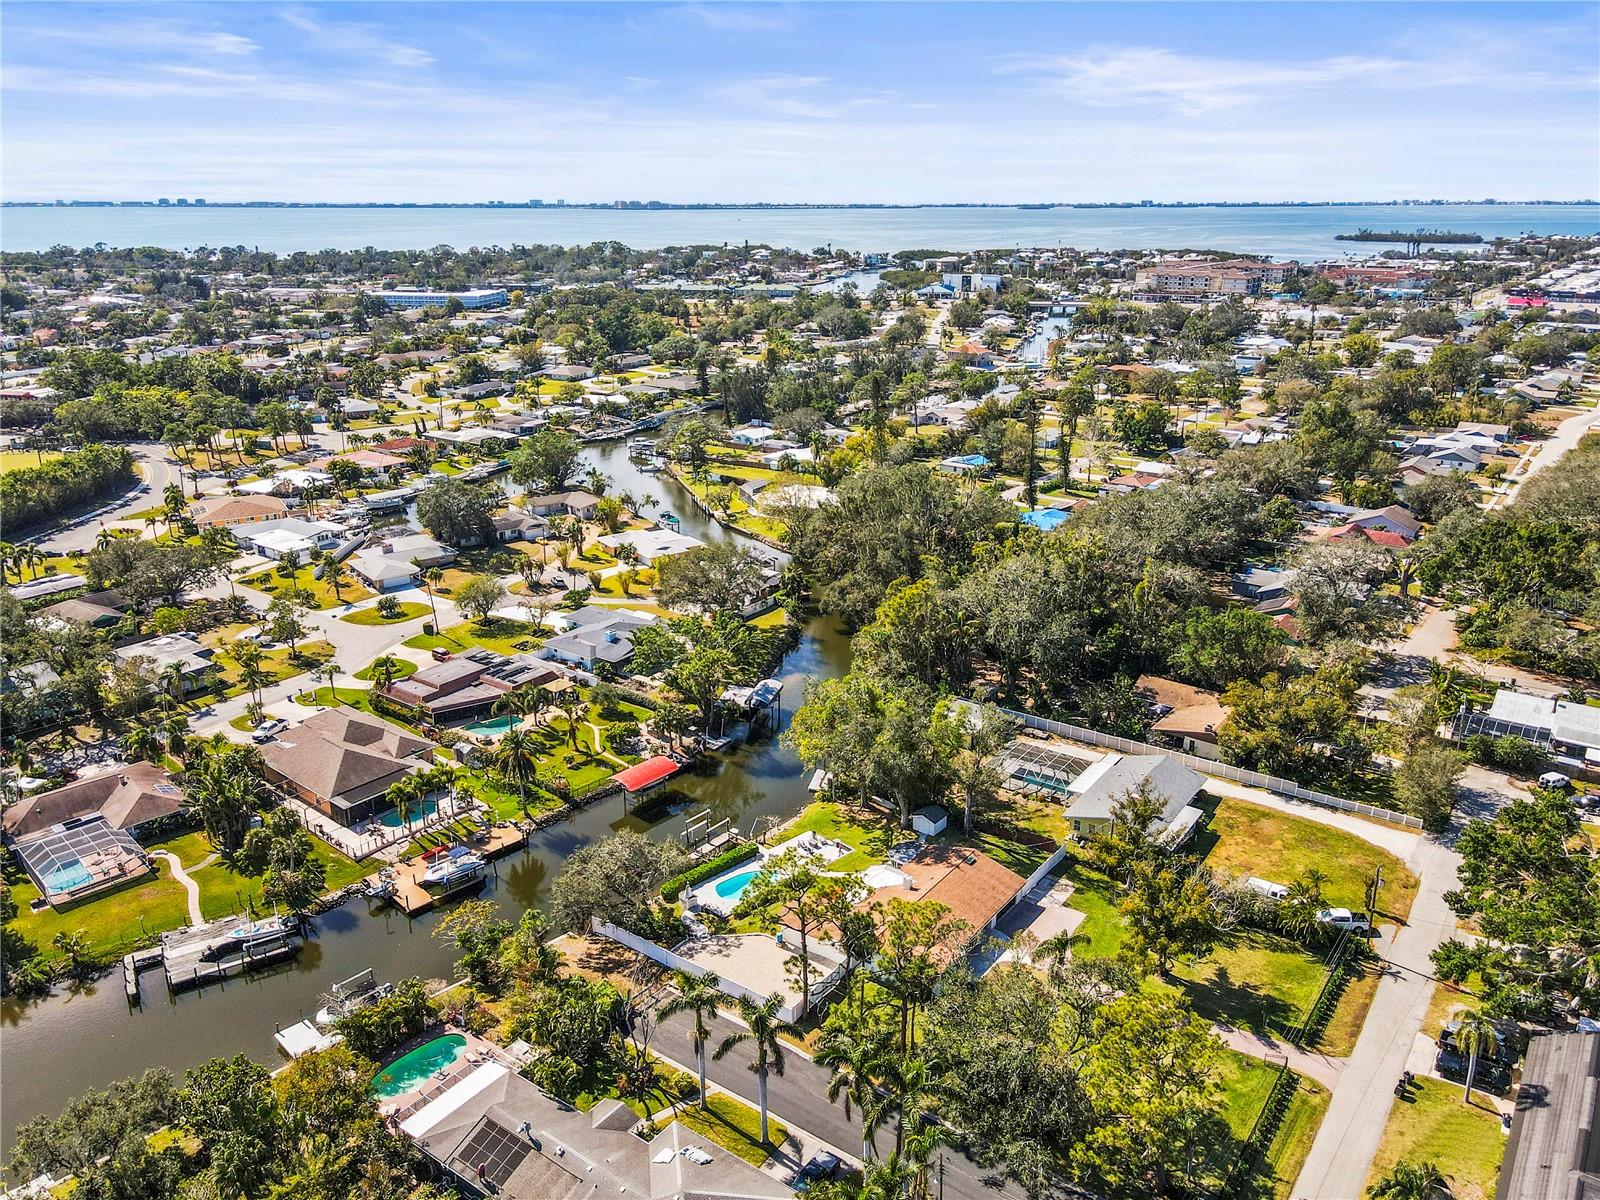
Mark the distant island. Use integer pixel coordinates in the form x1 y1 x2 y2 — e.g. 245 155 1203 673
1336 228 1485 244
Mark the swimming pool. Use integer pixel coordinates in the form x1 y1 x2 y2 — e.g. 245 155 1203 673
713 869 760 900
463 715 515 738
41 860 93 893
377 798 439 829
371 1034 468 1097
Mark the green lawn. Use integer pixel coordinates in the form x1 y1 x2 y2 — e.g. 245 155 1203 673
1365 1076 1505 1200
1174 929 1328 1037
6 861 191 965
403 617 544 656
771 800 893 871
354 657 420 682
210 636 336 699
1193 796 1420 922
189 838 374 921
0 449 62 473
340 602 430 626
1211 1052 1331 1196
239 563 374 610
667 1094 789 1165
1057 858 1128 959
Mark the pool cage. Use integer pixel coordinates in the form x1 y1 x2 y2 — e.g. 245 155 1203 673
14 816 152 906
998 739 1093 800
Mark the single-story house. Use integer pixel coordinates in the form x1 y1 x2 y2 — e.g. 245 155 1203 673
1231 566 1296 602
489 511 549 543
1496 1031 1600 1200
542 363 595 382
39 589 127 628
596 527 706 565
1063 752 1206 843
306 449 406 472
861 843 1029 955
520 491 602 520
728 422 774 447
539 608 657 672
113 633 217 695
383 650 562 723
1470 687 1600 771
260 706 438 827
2 760 184 843
397 1052 792 1200
236 517 345 560
348 532 455 589
1135 675 1231 761
189 494 291 528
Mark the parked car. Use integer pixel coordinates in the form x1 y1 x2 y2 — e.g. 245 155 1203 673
794 1152 841 1190
1434 1047 1512 1095
431 647 452 662
1538 771 1572 791
1315 907 1372 933
250 719 288 743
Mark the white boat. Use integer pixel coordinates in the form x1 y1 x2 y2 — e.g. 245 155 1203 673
628 437 655 454
199 916 297 962
420 848 487 892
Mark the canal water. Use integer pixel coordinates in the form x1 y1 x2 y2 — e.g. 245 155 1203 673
0 439 853 1145
1018 314 1074 364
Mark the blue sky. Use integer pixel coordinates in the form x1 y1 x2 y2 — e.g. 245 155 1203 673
4 2 1596 202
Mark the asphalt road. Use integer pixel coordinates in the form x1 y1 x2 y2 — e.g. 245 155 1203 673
651 1006 1030 1200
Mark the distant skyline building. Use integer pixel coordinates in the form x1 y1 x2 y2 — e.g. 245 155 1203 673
366 287 508 310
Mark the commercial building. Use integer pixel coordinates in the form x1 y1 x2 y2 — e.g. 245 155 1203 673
366 288 508 310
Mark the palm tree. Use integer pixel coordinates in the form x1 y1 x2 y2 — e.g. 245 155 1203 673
123 724 160 763
95 527 116 551
385 776 418 827
492 727 541 817
369 655 403 692
162 714 190 763
158 660 188 713
712 994 797 1146
557 690 583 750
52 930 90 978
18 545 45 579
817 1025 889 1161
657 971 724 1112
1367 1159 1450 1200
420 565 443 627
1454 1010 1500 1106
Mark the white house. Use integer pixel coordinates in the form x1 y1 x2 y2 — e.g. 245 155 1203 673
236 517 345 560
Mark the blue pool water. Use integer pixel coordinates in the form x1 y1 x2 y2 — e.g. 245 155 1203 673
463 716 515 737
713 869 760 900
42 861 93 893
371 1034 468 1098
378 798 439 828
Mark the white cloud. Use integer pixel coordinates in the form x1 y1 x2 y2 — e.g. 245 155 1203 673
279 8 434 69
1002 42 1599 115
677 4 793 33
15 18 259 58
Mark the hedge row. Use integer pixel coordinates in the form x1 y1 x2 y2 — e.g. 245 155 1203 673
661 842 760 903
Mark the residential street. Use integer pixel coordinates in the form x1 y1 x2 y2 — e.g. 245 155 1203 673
651 1007 1031 1200
1291 771 1513 1198
1486 398 1600 511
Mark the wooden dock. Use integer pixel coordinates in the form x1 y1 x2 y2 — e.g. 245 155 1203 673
158 917 303 993
389 823 528 916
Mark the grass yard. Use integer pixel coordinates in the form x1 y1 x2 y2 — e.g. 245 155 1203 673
1174 929 1328 1037
1316 954 1383 1057
667 1094 788 1166
189 837 374 921
771 800 893 872
1211 1052 1331 1197
1365 1076 1505 1200
354 656 420 682
239 562 373 610
211 637 336 698
340 602 430 625
5 862 191 964
403 617 544 656
1193 796 1420 921
0 449 61 473
1056 857 1128 959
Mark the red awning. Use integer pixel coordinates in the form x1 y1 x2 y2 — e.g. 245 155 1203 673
611 755 679 794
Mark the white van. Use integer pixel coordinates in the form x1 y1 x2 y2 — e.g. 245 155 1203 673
1245 877 1289 902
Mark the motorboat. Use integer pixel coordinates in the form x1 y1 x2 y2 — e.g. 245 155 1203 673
420 847 488 892
198 916 297 962
314 969 394 1026
628 437 655 456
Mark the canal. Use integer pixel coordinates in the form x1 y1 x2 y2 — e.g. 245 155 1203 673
1 438 853 1144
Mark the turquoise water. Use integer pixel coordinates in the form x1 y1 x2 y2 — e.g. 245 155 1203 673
5 204 1594 257
370 1034 467 1098
41 861 92 893
378 798 438 829
713 869 760 900
463 716 515 737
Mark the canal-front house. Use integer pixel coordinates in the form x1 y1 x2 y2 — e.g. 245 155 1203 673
259 706 438 827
